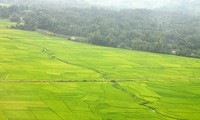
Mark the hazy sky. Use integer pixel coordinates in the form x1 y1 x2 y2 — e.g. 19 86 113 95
82 0 190 9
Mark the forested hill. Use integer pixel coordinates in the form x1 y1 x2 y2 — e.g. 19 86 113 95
1 5 200 58
1 0 200 13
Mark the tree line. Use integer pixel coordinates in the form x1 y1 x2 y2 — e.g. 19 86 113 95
1 5 200 58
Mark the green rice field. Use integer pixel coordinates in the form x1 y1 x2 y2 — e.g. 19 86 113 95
0 80 199 120
0 19 200 120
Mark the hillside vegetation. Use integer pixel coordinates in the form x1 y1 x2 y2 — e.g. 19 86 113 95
1 6 200 58
1 19 200 80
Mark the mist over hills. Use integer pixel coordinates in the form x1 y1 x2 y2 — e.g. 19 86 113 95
0 0 89 8
0 0 200 12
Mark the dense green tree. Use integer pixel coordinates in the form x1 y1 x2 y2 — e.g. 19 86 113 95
1 5 200 58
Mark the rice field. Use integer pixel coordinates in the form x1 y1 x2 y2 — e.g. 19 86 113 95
0 19 200 120
0 80 199 120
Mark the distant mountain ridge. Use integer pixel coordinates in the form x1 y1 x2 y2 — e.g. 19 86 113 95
0 0 89 8
0 0 200 13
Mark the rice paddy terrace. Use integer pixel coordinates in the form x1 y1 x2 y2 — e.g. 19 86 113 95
0 19 200 120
